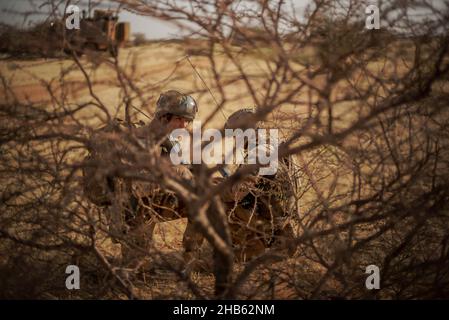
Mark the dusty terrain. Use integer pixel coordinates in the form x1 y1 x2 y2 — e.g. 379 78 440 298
0 43 290 125
3 39 446 299
0 44 304 297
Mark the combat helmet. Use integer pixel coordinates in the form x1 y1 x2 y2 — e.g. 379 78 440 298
156 90 198 121
224 107 259 130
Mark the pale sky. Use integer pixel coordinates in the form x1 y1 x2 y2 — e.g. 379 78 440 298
0 0 445 39
0 0 311 39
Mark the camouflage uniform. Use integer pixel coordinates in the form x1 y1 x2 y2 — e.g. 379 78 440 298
183 108 299 264
224 157 298 261
82 90 198 268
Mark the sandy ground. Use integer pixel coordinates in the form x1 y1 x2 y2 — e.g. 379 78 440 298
0 44 276 261
0 44 330 268
0 44 331 298
0 43 288 127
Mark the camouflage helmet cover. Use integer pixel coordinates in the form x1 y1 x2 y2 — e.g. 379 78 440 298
156 90 198 121
225 107 258 130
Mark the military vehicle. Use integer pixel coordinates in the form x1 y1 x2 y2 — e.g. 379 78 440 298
59 9 130 57
0 9 130 58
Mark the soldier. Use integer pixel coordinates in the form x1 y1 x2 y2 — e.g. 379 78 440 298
182 108 298 266
82 90 198 269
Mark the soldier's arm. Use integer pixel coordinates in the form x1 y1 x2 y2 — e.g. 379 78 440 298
213 174 258 202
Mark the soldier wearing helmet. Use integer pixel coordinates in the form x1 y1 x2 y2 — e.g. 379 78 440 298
136 90 198 153
182 108 297 267
82 90 198 269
